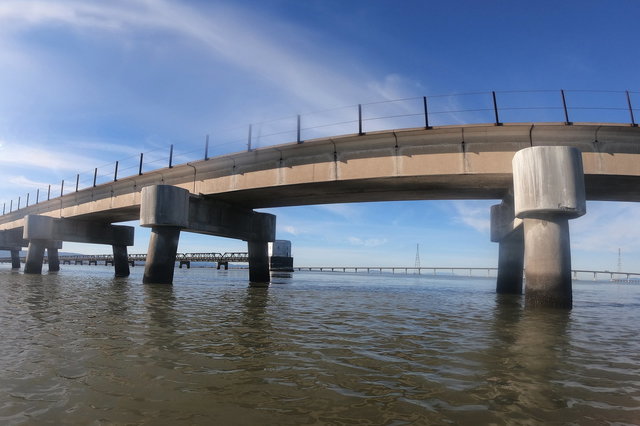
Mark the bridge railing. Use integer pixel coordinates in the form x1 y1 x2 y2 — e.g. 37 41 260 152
2 89 638 215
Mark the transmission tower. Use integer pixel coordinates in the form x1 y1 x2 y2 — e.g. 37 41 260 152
618 248 622 272
415 243 421 268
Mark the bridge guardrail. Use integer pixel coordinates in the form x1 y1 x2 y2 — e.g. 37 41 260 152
2 89 638 215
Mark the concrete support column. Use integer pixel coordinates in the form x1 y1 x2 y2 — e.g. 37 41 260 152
512 146 586 309
496 227 524 295
523 217 572 308
248 240 270 284
24 240 46 274
47 247 60 272
140 185 189 285
113 245 130 277
10 249 21 269
143 226 181 284
270 240 294 272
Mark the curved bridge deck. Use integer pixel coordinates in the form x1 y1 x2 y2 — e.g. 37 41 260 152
0 122 639 230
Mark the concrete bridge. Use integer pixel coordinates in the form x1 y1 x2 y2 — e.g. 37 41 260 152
1 121 639 308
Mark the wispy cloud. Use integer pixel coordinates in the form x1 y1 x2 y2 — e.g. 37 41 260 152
572 201 640 254
0 140 103 172
314 204 362 220
7 175 57 190
0 0 389 110
449 201 492 233
282 225 300 236
347 236 387 247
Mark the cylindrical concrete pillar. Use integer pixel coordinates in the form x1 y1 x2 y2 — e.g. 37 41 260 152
113 245 130 277
143 226 181 284
248 240 270 284
10 249 21 269
523 217 572 308
24 240 46 274
47 247 60 272
496 227 524 295
512 146 585 309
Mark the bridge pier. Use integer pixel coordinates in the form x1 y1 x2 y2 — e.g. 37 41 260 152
491 199 524 295
512 146 586 309
217 261 229 270
522 217 573 307
113 245 130 277
24 240 47 274
10 249 20 269
140 185 276 285
270 240 294 272
0 228 28 270
21 215 134 277
47 247 60 272
249 240 270 283
143 226 181 284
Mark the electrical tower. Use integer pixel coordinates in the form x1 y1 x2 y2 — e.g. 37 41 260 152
618 248 622 272
415 243 421 268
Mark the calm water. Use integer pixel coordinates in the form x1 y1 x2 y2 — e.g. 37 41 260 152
0 265 639 425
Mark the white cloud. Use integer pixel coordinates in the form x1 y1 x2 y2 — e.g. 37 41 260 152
7 175 55 190
282 225 299 236
450 201 491 233
0 140 102 172
572 201 640 254
347 236 387 247
315 204 362 220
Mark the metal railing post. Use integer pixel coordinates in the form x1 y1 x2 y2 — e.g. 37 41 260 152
47 185 51 200
247 125 252 151
492 91 502 126
93 168 97 187
9 200 12 212
561 89 571 124
139 153 144 175
297 115 302 143
75 173 80 192
423 96 431 129
358 104 364 135
36 189 39 204
17 196 21 210
204 135 209 160
626 90 637 127
60 180 64 197
26 193 29 207
2 202 5 215
169 144 174 168
114 162 119 182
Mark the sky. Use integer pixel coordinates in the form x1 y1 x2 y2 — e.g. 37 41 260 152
0 0 639 271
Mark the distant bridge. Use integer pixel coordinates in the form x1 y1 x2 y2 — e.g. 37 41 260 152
294 266 640 282
0 252 249 269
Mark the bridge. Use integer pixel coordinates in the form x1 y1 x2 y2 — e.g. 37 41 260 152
293 267 640 282
0 252 249 269
1 90 639 308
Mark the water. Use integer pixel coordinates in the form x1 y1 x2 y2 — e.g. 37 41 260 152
1 265 639 425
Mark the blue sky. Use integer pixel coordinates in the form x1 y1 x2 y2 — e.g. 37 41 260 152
0 0 639 270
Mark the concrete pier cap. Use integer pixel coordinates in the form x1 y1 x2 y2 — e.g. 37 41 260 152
24 215 55 239
140 185 190 228
512 146 586 219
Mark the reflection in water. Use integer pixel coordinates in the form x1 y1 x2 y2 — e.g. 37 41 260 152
0 267 639 425
485 295 573 423
238 286 272 357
